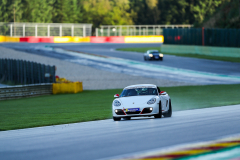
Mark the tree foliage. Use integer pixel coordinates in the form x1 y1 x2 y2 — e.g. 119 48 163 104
0 0 233 28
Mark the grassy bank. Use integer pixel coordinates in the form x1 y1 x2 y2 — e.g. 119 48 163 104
116 47 240 63
1 84 240 131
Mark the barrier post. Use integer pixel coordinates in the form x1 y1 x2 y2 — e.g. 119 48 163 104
10 24 13 37
60 25 62 37
71 25 74 37
83 25 86 37
23 24 25 37
48 25 50 37
35 24 37 37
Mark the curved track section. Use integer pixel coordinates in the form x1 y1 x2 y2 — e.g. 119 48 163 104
1 43 240 85
56 43 240 77
0 105 240 160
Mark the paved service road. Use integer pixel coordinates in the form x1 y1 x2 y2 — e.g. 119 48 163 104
1 105 240 160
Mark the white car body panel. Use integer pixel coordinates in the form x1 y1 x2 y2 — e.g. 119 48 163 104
112 84 171 118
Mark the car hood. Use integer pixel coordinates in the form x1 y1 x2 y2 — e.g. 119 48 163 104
119 96 156 106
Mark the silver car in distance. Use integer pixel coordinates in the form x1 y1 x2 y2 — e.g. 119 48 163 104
144 50 164 61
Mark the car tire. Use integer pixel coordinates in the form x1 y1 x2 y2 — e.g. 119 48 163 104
163 100 172 118
113 117 121 121
144 57 147 61
123 117 131 120
159 57 163 61
154 102 162 118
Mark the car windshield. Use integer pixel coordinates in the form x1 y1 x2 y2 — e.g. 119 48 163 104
120 87 158 97
149 51 159 54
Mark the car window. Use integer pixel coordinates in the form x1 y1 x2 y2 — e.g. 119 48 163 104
150 51 159 54
120 88 158 97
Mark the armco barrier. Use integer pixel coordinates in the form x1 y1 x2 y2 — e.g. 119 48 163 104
0 36 6 42
107 36 125 43
53 36 73 43
20 37 40 43
72 36 90 43
5 36 20 42
0 35 164 43
0 84 52 100
90 36 107 43
161 44 240 58
72 37 84 43
124 35 164 43
39 37 54 43
82 36 90 42
52 82 83 94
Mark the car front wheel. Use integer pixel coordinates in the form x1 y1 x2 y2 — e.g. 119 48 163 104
113 117 121 121
154 102 162 118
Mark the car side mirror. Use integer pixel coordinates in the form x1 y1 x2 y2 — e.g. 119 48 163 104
114 94 119 98
160 91 166 95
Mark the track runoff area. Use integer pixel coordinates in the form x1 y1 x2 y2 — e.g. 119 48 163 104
0 43 240 160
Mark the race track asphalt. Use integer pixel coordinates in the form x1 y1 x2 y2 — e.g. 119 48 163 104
56 43 240 76
1 105 240 160
1 43 240 77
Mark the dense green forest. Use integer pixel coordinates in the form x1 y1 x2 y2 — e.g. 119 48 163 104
0 0 238 28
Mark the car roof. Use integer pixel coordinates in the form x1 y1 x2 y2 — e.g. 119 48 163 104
124 84 157 89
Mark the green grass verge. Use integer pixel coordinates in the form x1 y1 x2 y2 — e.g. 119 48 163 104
116 47 240 63
1 84 240 131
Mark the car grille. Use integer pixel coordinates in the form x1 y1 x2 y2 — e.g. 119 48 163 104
126 111 141 115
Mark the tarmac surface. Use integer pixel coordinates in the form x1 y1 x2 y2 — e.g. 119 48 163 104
1 105 240 160
1 43 240 85
57 43 240 76
1 43 240 77
0 45 192 90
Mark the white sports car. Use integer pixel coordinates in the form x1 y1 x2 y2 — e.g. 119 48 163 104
112 84 172 121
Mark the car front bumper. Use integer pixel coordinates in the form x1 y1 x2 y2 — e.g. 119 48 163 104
112 105 167 118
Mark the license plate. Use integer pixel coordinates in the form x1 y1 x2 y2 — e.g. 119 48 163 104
154 56 159 59
126 108 140 112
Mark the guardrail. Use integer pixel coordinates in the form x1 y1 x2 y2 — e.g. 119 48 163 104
96 24 193 36
0 22 92 37
0 83 52 100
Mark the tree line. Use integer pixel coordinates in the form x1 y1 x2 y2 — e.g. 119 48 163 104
0 0 230 29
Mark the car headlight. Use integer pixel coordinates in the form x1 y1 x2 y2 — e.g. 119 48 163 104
149 54 153 57
147 98 156 105
113 100 121 106
159 53 163 57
